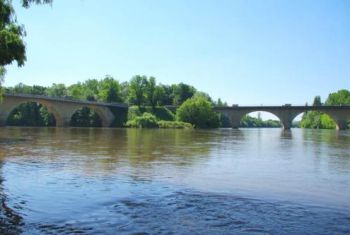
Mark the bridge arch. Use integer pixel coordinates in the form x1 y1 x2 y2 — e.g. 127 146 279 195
293 111 338 129
5 100 62 127
319 111 348 130
69 105 115 127
239 111 282 128
219 108 304 130
70 107 102 127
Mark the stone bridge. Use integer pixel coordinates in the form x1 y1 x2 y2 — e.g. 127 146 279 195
214 105 350 130
0 94 128 127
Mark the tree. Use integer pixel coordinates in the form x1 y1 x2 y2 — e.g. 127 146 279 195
144 77 165 108
325 89 350 105
313 96 322 106
157 84 173 105
46 83 67 97
300 95 337 129
21 0 52 8
98 76 122 102
120 81 129 103
176 96 220 128
128 75 147 106
172 83 196 105
0 1 26 68
145 76 156 107
215 98 227 107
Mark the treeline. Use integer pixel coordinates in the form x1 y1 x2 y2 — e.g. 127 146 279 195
5 75 227 107
300 89 350 129
240 115 281 128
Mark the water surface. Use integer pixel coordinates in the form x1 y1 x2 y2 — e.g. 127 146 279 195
0 128 349 234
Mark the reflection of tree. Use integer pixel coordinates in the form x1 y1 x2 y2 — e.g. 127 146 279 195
0 152 23 234
125 129 213 166
0 128 219 178
302 129 350 171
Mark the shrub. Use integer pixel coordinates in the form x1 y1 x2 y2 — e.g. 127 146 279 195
127 106 175 121
176 96 220 128
127 105 143 120
126 112 158 128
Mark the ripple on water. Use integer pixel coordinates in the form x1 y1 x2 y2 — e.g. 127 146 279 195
6 190 346 235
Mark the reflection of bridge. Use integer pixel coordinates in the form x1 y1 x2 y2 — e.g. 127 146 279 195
0 94 128 127
215 106 350 130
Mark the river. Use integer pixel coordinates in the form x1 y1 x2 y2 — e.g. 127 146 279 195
0 127 349 234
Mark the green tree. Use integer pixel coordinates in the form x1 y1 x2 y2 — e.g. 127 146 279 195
176 96 220 128
172 83 196 105
128 75 147 106
21 0 52 8
46 83 67 97
68 82 84 99
0 1 26 68
98 76 122 102
120 81 129 103
215 98 227 107
325 89 350 105
82 79 99 101
157 84 173 105
144 77 166 108
313 96 322 106
300 96 336 129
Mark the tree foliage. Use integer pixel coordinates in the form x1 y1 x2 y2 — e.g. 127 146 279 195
300 90 350 129
21 0 52 8
0 0 26 67
240 115 281 128
325 89 350 105
128 75 148 106
176 96 220 128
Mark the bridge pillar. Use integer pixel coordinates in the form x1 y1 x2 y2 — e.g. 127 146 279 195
335 119 348 130
222 110 245 128
274 110 302 130
280 120 292 130
55 116 71 127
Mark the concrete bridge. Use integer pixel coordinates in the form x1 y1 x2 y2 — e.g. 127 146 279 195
0 94 128 127
215 105 350 130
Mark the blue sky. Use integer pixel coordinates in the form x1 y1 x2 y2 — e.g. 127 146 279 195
5 0 350 106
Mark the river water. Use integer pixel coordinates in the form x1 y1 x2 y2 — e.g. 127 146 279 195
0 127 349 234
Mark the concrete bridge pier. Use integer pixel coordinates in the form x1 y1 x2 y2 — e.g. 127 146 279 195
274 110 301 130
335 119 348 130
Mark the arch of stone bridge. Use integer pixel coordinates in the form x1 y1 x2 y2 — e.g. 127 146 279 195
0 99 63 126
0 97 116 127
218 109 304 130
321 110 350 130
68 105 115 127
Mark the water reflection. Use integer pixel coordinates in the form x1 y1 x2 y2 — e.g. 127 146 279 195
0 159 23 234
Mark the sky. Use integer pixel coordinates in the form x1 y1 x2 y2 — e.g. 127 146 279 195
4 0 350 107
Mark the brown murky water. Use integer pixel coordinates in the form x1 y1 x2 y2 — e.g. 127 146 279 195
0 128 349 234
